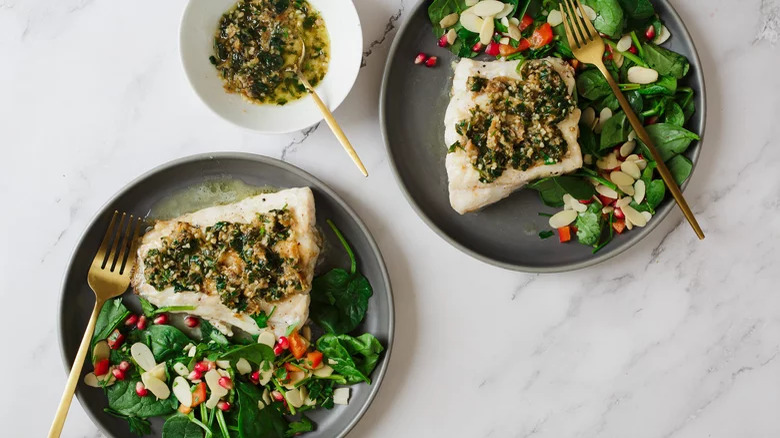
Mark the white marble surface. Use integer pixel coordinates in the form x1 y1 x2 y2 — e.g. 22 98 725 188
1 0 779 436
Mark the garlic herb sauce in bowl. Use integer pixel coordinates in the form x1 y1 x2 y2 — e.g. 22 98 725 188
210 0 330 106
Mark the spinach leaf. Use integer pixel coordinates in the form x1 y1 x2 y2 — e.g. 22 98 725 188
575 202 605 246
310 220 373 335
454 26 480 58
286 416 315 437
104 408 152 436
636 75 677 96
236 382 288 438
200 319 230 347
317 333 384 384
138 297 155 318
578 121 599 156
576 69 611 100
643 43 690 79
220 343 275 367
677 87 696 122
162 414 204 438
599 111 629 149
527 176 597 207
617 0 654 19
539 230 555 239
645 180 666 209
93 298 130 347
146 324 191 362
583 0 625 37
645 123 700 161
106 379 178 418
664 101 685 127
595 93 620 112
428 0 466 35
667 154 693 186
626 90 644 114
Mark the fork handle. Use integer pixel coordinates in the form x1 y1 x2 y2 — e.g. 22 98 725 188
594 62 705 240
48 299 105 438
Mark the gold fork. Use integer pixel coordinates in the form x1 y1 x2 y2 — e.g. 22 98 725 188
560 0 704 239
48 211 142 438
288 38 368 177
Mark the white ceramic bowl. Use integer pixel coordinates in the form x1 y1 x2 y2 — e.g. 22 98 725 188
180 0 362 133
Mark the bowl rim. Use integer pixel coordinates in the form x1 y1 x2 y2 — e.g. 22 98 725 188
178 0 364 134
57 152 395 438
379 0 706 273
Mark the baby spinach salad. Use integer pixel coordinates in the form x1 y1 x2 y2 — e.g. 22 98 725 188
84 222 383 437
427 0 700 251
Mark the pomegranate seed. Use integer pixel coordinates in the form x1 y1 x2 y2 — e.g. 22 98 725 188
645 115 658 125
218 376 233 390
94 358 110 376
271 391 284 402
472 42 483 52
118 361 131 372
124 314 139 327
579 198 593 204
136 315 147 330
135 382 148 397
250 371 260 383
217 400 231 411
485 41 500 56
614 208 625 219
628 45 638 54
606 44 613 53
425 56 438 68
112 368 126 381
438 34 448 47
277 336 290 349
153 313 168 325
273 344 284 356
194 361 208 373
414 52 428 65
188 370 202 381
645 25 656 40
184 315 200 328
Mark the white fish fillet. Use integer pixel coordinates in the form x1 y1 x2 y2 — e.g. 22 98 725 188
444 57 583 214
131 188 320 337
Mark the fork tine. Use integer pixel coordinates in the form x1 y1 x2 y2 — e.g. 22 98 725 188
105 212 127 269
574 0 598 38
111 214 134 272
119 217 142 276
563 0 588 44
91 211 118 270
559 4 578 49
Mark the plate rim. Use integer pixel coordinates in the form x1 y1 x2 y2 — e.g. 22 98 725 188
57 152 395 438
379 0 706 273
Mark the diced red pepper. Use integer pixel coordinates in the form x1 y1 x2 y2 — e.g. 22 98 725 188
288 330 309 360
500 39 531 56
178 404 192 415
284 362 303 373
520 14 534 31
598 195 615 206
191 382 207 407
529 23 554 49
612 219 627 234
304 351 324 369
94 358 110 376
107 329 124 350
557 226 572 243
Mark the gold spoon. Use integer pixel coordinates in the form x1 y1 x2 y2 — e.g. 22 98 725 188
288 39 368 177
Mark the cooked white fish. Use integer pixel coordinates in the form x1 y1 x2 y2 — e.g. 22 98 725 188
444 57 582 214
131 187 320 337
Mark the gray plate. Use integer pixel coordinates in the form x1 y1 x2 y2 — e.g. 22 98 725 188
380 0 706 272
58 153 394 437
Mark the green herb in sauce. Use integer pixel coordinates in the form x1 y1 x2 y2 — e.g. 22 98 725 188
144 208 307 314
451 61 576 183
211 0 330 105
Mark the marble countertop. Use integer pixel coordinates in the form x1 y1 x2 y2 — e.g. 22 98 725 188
2 0 779 436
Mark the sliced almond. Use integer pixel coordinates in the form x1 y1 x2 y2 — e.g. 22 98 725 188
479 14 495 45
92 340 110 363
641 211 653 222
141 373 170 399
499 36 510 45
173 362 190 377
256 330 276 348
635 159 647 170
597 152 619 170
562 193 574 206
613 51 624 68
622 205 647 227
460 12 483 33
147 363 167 382
439 12 459 28
96 369 116 386
172 377 193 407
472 0 505 17
465 0 479 5
233 358 251 375
633 180 646 204
625 153 639 162
508 16 520 26
313 365 334 378
131 342 157 372
618 184 635 196
205 392 221 409
620 160 641 179
262 388 272 406
619 140 636 157
285 388 305 408
205 369 228 398
653 25 671 44
568 196 587 213
584 154 593 165
627 66 659 84
628 130 637 141
616 197 632 208
333 388 350 405
595 107 612 133
507 23 522 40
84 373 100 388
215 360 231 369
616 34 632 52
596 184 619 199
582 5 597 20
549 210 578 229
610 170 635 186
581 107 596 128
446 28 458 44
547 9 563 26
500 16 510 27
602 206 614 214
258 399 266 410
496 2 514 18
625 216 634 230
